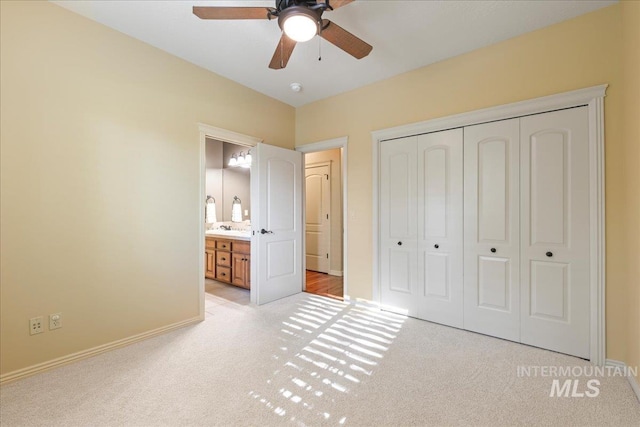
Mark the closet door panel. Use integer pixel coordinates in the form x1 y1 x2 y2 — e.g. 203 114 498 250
520 107 590 358
424 253 448 298
379 137 418 316
478 139 509 242
417 129 463 328
478 256 511 310
464 118 520 341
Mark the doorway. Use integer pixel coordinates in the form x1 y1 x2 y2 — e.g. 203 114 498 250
298 138 348 300
203 138 253 308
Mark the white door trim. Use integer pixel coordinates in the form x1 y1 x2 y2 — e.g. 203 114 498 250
198 123 262 315
371 85 607 365
296 137 349 297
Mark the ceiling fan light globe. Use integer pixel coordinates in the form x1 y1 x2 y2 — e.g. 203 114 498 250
283 15 317 42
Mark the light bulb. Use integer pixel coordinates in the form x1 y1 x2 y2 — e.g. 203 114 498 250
283 14 317 42
229 154 237 167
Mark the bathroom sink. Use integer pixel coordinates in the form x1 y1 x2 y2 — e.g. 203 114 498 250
205 229 251 240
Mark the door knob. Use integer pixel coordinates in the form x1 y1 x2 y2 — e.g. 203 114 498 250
490 248 497 253
434 244 439 249
546 251 553 257
260 229 273 234
397 241 402 246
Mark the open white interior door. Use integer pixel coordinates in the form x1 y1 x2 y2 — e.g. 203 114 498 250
251 143 303 305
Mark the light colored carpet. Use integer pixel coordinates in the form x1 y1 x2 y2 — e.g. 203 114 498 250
1 292 639 426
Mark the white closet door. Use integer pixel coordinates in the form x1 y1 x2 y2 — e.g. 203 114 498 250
416 129 464 328
520 107 590 358
464 118 521 341
379 137 418 316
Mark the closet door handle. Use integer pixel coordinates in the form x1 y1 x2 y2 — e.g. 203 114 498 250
397 241 402 246
434 244 439 249
546 252 553 257
490 248 497 253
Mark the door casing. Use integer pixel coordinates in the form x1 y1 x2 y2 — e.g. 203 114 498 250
297 137 349 298
197 124 260 315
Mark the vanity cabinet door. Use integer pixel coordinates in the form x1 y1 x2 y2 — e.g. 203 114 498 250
232 253 250 289
205 250 216 279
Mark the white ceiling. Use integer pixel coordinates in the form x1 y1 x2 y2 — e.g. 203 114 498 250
52 0 615 107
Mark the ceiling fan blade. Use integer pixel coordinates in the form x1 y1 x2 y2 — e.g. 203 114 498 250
326 0 356 10
320 19 372 59
193 7 271 20
269 34 297 70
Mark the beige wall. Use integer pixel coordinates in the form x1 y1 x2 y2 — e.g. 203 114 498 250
296 5 633 361
621 0 640 383
305 149 343 274
0 1 294 376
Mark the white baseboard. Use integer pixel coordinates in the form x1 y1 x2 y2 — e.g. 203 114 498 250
606 359 640 403
0 316 201 385
328 270 343 277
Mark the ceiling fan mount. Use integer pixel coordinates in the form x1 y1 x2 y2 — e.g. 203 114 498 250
193 0 372 69
266 0 333 19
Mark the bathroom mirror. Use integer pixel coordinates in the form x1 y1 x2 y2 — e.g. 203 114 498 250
205 138 251 222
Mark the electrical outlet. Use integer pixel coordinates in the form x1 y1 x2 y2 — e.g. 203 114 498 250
49 312 62 330
29 316 43 335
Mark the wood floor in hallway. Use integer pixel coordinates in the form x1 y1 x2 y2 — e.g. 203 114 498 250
305 270 343 300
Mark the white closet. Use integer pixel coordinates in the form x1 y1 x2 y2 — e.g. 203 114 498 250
379 106 591 358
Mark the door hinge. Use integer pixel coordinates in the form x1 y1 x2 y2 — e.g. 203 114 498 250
326 253 329 259
326 214 329 219
325 174 329 180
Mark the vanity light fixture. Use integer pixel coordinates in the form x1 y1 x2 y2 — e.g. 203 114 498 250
242 149 252 168
228 150 252 168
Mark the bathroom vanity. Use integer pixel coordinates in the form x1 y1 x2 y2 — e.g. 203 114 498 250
205 232 251 289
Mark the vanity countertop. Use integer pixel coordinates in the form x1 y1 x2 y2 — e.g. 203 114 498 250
205 230 251 241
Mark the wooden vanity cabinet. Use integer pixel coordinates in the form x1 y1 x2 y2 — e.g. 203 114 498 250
205 236 250 289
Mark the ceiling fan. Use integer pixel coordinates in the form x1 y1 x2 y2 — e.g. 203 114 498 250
193 0 372 70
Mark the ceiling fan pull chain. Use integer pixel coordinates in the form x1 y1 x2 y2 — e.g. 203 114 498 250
318 35 322 62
